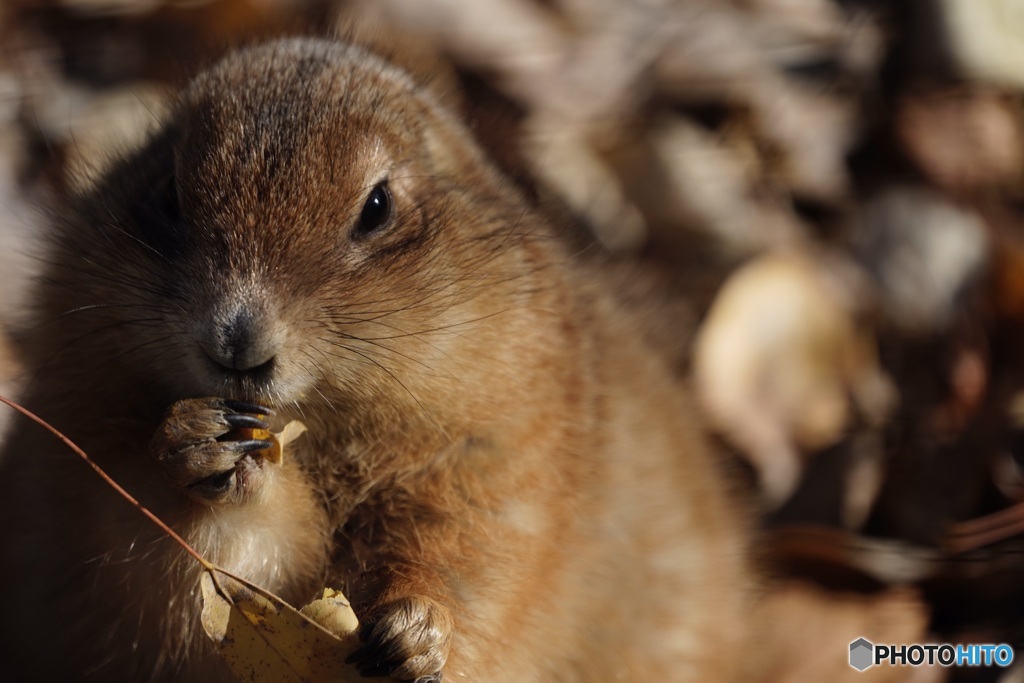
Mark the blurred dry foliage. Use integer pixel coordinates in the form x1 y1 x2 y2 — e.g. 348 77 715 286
4 0 1024 680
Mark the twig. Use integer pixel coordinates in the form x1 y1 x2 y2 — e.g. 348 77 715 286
0 394 211 568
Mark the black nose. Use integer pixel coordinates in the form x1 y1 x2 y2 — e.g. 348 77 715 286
204 308 276 373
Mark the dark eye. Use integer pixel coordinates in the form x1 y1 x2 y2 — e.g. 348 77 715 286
132 168 184 257
151 170 182 224
354 182 393 237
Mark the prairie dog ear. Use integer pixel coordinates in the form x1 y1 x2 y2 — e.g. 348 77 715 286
420 99 507 192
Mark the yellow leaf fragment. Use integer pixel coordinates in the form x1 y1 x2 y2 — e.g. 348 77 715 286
271 420 309 465
200 567 365 683
299 588 360 638
231 418 307 465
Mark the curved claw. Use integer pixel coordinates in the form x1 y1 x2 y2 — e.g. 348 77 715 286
221 399 274 416
223 413 270 431
232 439 274 453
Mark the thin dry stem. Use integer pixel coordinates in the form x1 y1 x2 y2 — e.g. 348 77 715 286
0 393 211 568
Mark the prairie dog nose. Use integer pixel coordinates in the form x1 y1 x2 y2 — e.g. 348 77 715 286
202 307 277 372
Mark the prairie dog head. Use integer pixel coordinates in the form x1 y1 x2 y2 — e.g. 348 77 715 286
46 39 558 433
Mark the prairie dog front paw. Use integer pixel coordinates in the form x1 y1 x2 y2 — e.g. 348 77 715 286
350 595 453 682
151 398 276 504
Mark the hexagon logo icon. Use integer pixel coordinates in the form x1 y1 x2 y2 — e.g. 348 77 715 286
850 638 874 671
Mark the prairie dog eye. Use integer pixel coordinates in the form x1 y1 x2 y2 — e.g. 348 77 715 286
134 166 185 258
354 181 393 237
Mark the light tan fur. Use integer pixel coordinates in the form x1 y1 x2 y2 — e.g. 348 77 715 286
0 39 748 682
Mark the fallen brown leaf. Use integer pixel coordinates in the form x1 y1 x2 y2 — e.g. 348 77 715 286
201 569 368 683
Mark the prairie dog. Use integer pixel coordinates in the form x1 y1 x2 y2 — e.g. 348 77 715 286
0 39 748 682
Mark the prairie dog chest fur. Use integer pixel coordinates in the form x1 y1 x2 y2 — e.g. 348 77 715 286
0 38 748 682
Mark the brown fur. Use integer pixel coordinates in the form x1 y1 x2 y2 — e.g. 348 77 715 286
0 39 748 682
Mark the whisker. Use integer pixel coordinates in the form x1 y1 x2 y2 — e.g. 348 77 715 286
316 340 443 437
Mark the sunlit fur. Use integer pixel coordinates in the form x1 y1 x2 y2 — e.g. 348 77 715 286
0 39 749 681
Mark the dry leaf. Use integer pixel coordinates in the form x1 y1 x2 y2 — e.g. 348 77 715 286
935 0 1024 90
299 588 360 639
853 187 989 334
896 89 1024 194
271 419 308 465
200 567 368 683
232 418 306 465
693 251 894 506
